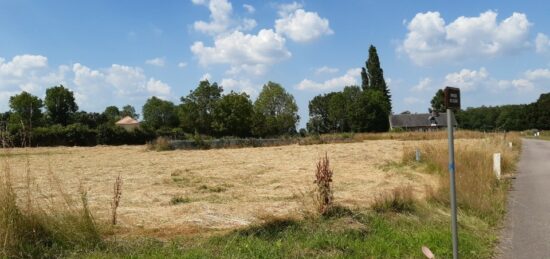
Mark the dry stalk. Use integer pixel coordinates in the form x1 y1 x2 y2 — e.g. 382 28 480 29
111 175 123 225
314 152 333 215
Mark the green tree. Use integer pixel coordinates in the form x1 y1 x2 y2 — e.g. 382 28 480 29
211 91 254 137
253 82 299 137
72 111 108 129
103 106 121 124
179 80 223 134
307 94 331 134
142 96 179 130
361 45 392 112
44 85 78 125
431 89 445 113
121 105 139 119
8 91 44 131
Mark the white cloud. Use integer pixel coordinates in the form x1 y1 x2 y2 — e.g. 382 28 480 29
0 54 48 77
444 67 488 91
178 62 188 68
191 29 291 75
147 78 171 96
243 4 255 14
145 57 165 67
315 66 339 75
400 11 532 65
220 77 258 96
411 77 433 92
192 0 256 35
296 68 361 91
277 2 303 17
404 97 422 105
524 68 550 80
192 0 233 35
275 8 333 43
535 33 550 53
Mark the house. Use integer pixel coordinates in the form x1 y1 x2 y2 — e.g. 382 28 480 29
389 113 458 131
115 116 140 131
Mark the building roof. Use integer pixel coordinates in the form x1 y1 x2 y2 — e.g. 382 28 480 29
389 113 458 128
115 116 140 125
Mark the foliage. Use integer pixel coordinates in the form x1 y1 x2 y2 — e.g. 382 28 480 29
211 91 254 137
121 105 139 119
253 82 299 137
361 45 392 112
457 93 550 131
179 80 223 135
372 186 416 213
307 87 389 133
72 111 108 129
8 91 44 132
142 97 179 130
102 106 121 124
430 89 445 113
44 85 78 126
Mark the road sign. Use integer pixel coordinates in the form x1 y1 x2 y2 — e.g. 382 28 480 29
444 87 461 110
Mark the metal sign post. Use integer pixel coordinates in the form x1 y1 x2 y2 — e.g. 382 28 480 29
444 86 460 259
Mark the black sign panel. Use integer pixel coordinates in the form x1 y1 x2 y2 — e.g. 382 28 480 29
444 86 460 110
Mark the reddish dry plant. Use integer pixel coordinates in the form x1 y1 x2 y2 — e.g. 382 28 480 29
111 175 123 225
314 153 333 215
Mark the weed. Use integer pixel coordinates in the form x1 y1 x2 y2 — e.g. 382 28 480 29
111 175 123 225
148 136 173 151
314 153 333 215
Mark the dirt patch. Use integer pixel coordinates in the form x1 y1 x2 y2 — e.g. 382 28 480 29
5 140 435 236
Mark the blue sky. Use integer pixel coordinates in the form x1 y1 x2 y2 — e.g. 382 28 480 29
1 0 550 128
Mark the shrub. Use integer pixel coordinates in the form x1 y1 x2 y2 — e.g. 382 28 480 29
314 153 334 215
170 196 191 205
148 136 173 151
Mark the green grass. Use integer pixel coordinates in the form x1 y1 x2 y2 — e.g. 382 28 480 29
76 204 495 258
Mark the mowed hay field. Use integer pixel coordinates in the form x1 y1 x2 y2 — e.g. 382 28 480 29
5 140 437 237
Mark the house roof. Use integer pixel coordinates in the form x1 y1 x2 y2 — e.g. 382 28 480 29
389 113 458 128
115 116 140 125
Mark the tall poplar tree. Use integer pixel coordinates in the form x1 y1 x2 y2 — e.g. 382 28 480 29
361 45 392 112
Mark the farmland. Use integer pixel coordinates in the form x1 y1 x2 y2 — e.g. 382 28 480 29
6 140 435 236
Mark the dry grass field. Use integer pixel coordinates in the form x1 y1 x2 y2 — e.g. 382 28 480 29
5 140 437 237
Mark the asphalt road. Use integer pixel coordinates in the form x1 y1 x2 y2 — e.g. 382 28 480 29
498 138 550 258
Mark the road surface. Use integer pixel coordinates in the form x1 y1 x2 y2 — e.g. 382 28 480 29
498 138 550 258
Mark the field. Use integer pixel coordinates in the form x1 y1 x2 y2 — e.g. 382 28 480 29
2 133 520 258
6 140 436 237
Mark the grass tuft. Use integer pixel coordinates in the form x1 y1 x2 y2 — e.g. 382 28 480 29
372 185 417 213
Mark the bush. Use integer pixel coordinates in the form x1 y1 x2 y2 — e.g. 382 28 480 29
148 136 173 151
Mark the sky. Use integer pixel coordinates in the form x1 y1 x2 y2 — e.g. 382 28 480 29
1 0 550 128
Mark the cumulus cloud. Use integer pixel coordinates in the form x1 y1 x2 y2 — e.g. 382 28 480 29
191 29 291 74
243 4 255 14
220 77 258 96
400 10 532 65
178 62 188 68
315 66 339 75
0 54 48 77
524 68 550 80
296 68 361 91
411 77 433 92
275 6 333 43
535 33 550 53
145 57 165 67
192 0 256 35
147 78 171 96
444 67 488 91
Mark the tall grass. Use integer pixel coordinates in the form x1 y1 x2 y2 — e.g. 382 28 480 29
0 147 102 257
403 133 520 221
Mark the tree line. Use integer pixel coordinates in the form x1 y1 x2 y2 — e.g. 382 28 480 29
429 89 550 131
0 44 394 146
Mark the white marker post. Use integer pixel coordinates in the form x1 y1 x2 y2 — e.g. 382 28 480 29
445 86 460 259
493 153 501 180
